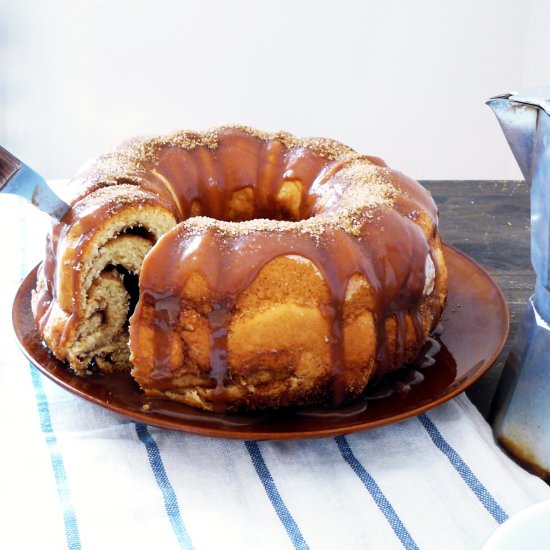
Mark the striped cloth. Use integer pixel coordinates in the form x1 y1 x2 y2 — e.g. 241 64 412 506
2 192 549 550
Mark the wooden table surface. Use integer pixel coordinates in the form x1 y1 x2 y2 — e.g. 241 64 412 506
421 180 532 419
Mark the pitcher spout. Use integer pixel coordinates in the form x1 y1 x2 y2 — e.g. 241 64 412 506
486 93 540 184
488 88 550 292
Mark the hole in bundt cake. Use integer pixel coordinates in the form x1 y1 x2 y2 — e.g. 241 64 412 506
276 180 304 220
122 225 157 242
123 270 141 321
227 187 256 221
107 265 141 323
193 180 310 223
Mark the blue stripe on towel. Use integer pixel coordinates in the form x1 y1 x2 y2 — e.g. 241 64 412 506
135 423 194 549
30 366 82 550
335 435 419 550
245 441 309 550
418 413 509 524
22 195 80 549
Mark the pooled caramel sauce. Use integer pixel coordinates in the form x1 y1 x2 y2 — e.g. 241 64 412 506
141 326 450 426
114 328 451 427
35 127 440 411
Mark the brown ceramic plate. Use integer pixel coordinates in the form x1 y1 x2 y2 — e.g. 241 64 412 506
12 244 508 440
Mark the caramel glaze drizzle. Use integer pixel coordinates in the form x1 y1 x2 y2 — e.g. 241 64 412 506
129 129 435 410
35 127 438 410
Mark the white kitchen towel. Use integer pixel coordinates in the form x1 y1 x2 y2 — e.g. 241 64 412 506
2 194 549 550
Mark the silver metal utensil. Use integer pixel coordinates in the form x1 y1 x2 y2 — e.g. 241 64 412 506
0 144 70 220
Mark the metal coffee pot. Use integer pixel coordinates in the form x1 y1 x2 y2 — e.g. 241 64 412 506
488 87 550 478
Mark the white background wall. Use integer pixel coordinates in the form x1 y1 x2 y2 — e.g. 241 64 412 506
1 0 550 180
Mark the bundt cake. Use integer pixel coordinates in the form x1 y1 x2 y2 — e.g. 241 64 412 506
32 126 447 412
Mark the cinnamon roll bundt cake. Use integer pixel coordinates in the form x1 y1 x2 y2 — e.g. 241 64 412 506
32 126 447 412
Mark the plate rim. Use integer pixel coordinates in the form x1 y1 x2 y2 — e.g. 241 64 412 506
12 243 509 439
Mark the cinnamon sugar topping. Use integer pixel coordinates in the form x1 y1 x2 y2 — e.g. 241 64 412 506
76 125 367 187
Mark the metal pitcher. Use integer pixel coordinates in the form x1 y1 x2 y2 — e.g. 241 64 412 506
488 87 550 478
